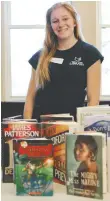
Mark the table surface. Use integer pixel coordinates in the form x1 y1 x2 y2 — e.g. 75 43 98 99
1 183 110 201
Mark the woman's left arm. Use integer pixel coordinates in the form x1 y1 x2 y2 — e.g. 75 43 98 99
87 60 101 106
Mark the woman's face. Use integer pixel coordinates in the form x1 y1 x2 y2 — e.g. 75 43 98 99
50 6 75 40
74 143 91 162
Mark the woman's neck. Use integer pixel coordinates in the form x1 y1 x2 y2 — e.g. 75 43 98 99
57 36 78 50
84 160 97 173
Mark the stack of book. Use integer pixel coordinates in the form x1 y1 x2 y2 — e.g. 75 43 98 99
1 118 41 183
65 105 110 199
1 107 110 199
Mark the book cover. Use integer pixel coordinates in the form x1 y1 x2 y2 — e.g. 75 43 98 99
41 121 79 185
77 106 110 131
84 115 110 134
2 120 42 183
84 115 110 193
14 138 53 196
66 134 106 199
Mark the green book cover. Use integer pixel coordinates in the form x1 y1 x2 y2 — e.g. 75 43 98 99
66 134 104 199
2 120 41 183
14 138 53 196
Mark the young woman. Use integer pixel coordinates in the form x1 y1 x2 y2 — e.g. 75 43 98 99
23 2 104 120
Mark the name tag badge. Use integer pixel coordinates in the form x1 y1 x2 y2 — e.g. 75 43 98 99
50 57 64 64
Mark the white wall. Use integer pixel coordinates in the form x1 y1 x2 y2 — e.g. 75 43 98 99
72 1 100 47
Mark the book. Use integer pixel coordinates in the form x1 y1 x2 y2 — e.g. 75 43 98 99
40 113 74 122
1 120 42 183
77 106 110 131
13 138 53 196
66 133 106 199
107 131 110 192
84 114 110 134
41 121 80 185
2 116 37 122
84 115 110 193
2 115 22 120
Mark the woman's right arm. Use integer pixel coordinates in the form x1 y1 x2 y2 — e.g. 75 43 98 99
23 68 37 119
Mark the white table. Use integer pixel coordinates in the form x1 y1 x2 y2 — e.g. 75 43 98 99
1 183 110 201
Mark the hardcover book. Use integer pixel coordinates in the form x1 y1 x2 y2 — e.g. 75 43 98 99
84 115 110 193
77 106 110 131
84 115 110 135
1 120 41 182
40 113 74 122
66 133 106 199
41 121 79 185
13 138 53 196
107 131 110 192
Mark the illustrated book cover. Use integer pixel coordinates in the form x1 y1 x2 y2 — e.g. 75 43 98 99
13 138 53 196
1 120 41 182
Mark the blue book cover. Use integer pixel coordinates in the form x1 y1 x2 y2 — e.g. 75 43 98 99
84 115 110 135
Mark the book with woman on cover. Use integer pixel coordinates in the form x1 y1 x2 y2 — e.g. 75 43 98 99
66 133 106 199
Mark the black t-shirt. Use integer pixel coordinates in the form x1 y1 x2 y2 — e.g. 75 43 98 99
29 40 104 117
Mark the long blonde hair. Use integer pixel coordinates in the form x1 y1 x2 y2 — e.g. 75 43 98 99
36 2 84 88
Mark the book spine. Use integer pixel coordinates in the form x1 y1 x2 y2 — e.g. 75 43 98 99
102 136 107 193
107 133 110 192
